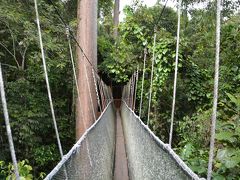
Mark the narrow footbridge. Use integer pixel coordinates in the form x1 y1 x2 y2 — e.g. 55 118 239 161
44 90 202 180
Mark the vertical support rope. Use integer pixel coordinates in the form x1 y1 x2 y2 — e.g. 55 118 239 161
92 69 102 112
96 77 105 110
131 73 135 109
103 84 108 104
104 82 109 104
131 72 136 109
100 79 106 108
131 74 136 109
133 67 139 111
169 0 181 146
66 28 83 116
147 32 157 126
139 48 147 118
110 85 113 100
129 79 131 106
207 0 221 179
34 0 64 158
0 64 20 180
128 77 132 106
124 85 127 102
83 57 96 121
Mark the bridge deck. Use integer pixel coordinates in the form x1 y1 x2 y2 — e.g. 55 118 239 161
113 110 129 180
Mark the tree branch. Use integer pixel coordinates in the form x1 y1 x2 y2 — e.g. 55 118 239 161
0 42 20 68
20 46 28 70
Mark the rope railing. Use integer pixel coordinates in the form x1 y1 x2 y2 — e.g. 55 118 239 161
121 87 203 179
45 102 115 180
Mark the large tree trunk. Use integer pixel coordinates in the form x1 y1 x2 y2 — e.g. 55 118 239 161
113 0 120 38
76 0 98 140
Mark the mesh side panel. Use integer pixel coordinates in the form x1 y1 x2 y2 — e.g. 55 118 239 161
45 102 116 180
121 101 202 180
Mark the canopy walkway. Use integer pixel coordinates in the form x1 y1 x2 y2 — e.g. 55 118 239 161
0 0 223 179
44 99 201 180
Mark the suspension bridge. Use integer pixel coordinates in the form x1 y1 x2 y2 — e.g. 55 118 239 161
1 0 223 179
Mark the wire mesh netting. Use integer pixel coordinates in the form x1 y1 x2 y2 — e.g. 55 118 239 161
121 101 202 180
45 102 115 180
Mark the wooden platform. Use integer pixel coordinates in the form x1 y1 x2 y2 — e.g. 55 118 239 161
113 110 129 180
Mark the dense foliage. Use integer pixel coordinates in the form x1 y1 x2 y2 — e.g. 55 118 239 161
0 0 77 178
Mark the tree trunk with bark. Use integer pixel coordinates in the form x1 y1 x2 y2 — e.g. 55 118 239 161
113 0 120 38
76 0 98 140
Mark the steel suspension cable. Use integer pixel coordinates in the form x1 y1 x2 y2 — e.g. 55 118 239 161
147 32 157 126
0 64 20 180
155 0 169 27
48 0 98 74
139 48 147 118
34 0 64 158
207 0 221 179
169 0 182 147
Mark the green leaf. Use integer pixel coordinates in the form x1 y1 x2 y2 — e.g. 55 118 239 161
226 93 240 108
215 131 235 143
217 148 240 168
180 143 193 159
